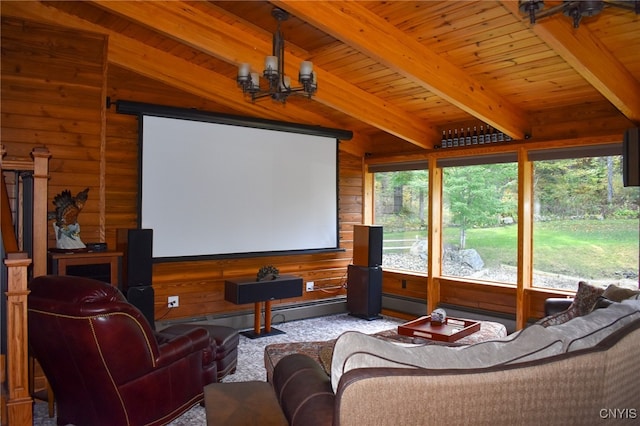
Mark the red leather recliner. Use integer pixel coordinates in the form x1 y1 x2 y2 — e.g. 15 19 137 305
28 275 217 426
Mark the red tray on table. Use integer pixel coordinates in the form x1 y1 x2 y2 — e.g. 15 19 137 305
398 315 480 342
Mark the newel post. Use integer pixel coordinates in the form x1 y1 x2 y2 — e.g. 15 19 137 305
4 252 33 426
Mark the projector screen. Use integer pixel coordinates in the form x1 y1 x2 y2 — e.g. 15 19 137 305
139 113 341 260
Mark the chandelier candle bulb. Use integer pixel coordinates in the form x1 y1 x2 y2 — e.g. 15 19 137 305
238 63 251 78
264 56 278 74
299 61 313 78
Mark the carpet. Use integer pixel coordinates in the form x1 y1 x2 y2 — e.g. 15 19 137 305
32 313 403 425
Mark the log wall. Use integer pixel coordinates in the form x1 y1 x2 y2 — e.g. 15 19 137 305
2 18 355 322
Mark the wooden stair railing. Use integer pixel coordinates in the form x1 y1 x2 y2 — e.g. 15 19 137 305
2 144 50 425
3 254 32 426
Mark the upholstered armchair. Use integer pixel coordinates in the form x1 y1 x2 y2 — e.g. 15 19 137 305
28 275 218 426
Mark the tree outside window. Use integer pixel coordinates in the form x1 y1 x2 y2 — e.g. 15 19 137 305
442 163 518 283
374 170 428 273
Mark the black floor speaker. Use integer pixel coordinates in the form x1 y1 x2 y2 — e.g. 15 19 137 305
117 228 155 328
117 228 153 292
347 265 382 320
127 286 155 329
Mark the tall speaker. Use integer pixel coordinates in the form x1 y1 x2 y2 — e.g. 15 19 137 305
353 225 383 267
117 228 154 327
623 127 639 187
347 265 382 320
127 286 155 330
116 228 153 291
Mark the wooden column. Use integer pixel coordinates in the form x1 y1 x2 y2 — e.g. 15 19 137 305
4 253 33 426
426 161 443 314
516 148 534 330
30 147 51 278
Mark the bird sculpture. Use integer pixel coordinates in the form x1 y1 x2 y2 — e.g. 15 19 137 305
48 188 89 240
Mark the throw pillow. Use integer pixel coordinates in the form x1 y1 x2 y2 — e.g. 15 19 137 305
537 281 604 327
602 284 640 302
588 284 639 311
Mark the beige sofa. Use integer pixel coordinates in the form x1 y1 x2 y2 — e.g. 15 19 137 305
272 291 640 426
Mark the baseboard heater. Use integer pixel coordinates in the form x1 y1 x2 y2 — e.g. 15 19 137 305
157 297 348 330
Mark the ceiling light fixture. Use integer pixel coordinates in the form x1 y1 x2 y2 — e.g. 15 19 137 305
237 8 317 103
519 0 639 28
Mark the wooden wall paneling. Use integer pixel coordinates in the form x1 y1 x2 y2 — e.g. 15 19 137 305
1 17 107 250
438 279 517 315
526 288 575 321
382 270 427 300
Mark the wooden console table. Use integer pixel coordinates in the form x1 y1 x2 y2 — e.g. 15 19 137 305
49 250 123 287
225 275 303 338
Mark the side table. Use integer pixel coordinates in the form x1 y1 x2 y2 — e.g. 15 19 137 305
49 250 123 287
225 275 302 338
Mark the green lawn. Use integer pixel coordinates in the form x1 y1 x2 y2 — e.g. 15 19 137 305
384 219 639 278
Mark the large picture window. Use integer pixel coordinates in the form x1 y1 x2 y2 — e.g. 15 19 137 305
373 169 429 273
532 153 639 291
369 145 638 293
441 160 518 284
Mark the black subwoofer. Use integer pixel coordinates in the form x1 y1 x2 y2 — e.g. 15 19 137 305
347 265 382 320
126 286 155 330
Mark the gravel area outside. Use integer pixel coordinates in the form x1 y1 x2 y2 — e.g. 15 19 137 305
383 253 638 291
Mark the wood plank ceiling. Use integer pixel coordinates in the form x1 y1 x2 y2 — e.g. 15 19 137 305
2 1 639 156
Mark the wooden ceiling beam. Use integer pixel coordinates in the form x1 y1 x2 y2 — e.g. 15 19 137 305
501 1 640 124
276 0 531 140
0 1 369 157
89 0 438 149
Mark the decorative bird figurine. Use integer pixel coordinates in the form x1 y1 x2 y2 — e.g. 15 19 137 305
48 188 89 240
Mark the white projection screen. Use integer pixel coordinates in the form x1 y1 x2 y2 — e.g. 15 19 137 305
140 114 340 260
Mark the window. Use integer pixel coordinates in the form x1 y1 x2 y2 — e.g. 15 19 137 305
441 161 518 284
532 154 639 291
373 169 429 273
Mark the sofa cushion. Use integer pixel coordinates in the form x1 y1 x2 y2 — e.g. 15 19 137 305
548 299 640 352
330 324 566 392
536 281 604 327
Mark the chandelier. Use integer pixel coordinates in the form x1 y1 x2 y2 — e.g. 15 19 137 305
519 0 639 28
237 8 317 103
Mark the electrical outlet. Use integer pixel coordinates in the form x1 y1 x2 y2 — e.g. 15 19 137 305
306 281 314 292
168 296 179 308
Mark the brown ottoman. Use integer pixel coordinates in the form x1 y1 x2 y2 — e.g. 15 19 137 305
204 381 288 426
197 324 240 379
156 323 239 381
